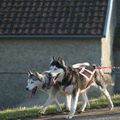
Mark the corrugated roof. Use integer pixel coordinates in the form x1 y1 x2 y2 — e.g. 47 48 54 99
0 0 108 37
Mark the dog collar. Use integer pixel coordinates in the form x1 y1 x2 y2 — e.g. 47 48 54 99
63 86 67 92
42 72 53 89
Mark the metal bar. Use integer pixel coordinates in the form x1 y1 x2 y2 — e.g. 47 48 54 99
103 0 114 37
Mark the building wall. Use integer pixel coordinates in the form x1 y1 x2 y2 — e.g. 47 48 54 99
117 0 120 25
0 38 101 108
113 0 120 93
113 48 120 93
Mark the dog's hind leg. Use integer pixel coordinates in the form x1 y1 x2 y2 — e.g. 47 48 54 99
66 90 80 119
95 74 114 110
95 70 114 110
99 86 114 110
39 91 62 114
79 91 89 113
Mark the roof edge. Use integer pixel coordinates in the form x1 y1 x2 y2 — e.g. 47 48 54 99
0 35 103 39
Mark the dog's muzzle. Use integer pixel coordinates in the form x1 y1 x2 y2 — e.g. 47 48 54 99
26 86 38 98
26 87 29 91
31 86 38 95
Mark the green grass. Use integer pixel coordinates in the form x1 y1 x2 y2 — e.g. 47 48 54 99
0 107 40 120
0 94 120 120
88 94 120 109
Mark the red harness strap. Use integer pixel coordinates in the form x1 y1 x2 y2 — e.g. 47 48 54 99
96 66 113 69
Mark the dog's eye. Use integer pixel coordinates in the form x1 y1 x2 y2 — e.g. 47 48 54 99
31 81 34 84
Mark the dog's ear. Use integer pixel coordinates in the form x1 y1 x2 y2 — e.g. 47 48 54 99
61 59 66 67
35 72 43 81
58 57 66 67
57 56 61 61
28 70 33 76
35 72 39 76
52 56 56 61
57 56 62 63
50 56 56 64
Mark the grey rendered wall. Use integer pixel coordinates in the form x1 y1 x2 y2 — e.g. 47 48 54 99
113 49 120 93
0 38 101 108
117 0 120 25
112 0 120 93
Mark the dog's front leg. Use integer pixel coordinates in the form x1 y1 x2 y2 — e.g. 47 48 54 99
53 96 62 112
51 87 62 112
39 89 62 114
66 90 80 119
39 93 54 114
63 95 71 112
79 91 89 113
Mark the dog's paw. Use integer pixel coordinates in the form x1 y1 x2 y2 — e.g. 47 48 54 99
56 107 62 113
38 108 46 115
65 112 74 119
78 106 86 113
62 105 70 112
66 115 74 119
108 104 114 111
77 110 84 114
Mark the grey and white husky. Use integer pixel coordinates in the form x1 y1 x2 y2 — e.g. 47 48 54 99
26 71 63 113
49 57 114 119
26 63 90 114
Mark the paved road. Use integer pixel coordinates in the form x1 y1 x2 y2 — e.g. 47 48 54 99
27 107 120 120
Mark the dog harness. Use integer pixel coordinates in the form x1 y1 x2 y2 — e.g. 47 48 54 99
42 72 52 89
79 67 96 81
79 66 96 88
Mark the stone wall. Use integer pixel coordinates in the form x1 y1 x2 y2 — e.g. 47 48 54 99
0 38 101 108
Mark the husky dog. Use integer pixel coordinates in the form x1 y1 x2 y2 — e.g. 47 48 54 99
26 63 90 114
49 57 114 119
26 71 63 113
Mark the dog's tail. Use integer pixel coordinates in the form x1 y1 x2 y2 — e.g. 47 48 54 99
93 64 114 86
96 65 114 85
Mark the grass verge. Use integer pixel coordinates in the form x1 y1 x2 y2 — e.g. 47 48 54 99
0 94 120 120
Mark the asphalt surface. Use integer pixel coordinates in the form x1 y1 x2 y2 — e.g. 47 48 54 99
27 107 120 120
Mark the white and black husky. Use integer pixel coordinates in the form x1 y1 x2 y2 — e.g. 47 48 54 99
26 71 63 113
26 63 90 114
49 57 114 119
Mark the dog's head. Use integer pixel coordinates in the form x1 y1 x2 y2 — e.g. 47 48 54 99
26 71 44 95
49 57 66 84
